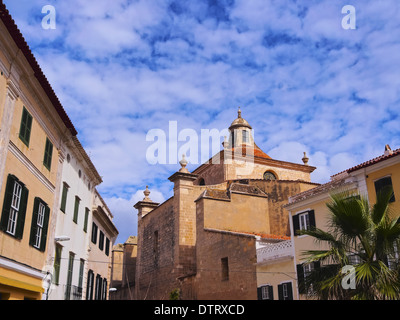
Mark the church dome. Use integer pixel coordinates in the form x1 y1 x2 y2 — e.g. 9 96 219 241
229 107 252 130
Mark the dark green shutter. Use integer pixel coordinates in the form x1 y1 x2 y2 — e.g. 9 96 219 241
43 138 53 170
308 210 316 229
29 197 40 247
0 174 17 232
83 208 89 232
268 285 274 300
286 282 293 300
278 284 283 300
40 204 50 252
19 107 33 147
292 214 300 236
257 287 262 300
60 183 68 213
73 196 80 223
297 264 305 294
375 177 395 202
15 184 28 240
105 238 110 256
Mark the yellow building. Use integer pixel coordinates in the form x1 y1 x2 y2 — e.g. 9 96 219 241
285 145 400 300
0 3 77 299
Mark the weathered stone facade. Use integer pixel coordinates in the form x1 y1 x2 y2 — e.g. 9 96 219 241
120 110 319 300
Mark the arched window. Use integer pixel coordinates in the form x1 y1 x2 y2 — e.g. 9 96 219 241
263 171 277 181
198 178 205 186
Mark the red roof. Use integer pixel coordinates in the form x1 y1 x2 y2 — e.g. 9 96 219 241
0 3 77 136
346 148 400 173
331 147 400 178
228 143 272 159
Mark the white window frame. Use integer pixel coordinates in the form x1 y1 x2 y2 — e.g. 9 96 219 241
7 182 22 235
34 202 46 248
261 285 270 300
282 283 288 299
299 212 310 231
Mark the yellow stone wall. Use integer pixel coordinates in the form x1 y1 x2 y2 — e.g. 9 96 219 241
365 162 400 217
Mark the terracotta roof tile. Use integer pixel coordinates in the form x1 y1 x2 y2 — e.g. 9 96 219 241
0 3 77 136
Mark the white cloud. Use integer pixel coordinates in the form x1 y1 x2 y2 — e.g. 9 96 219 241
104 187 165 243
4 0 400 242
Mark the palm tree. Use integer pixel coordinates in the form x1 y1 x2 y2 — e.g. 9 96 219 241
299 187 400 300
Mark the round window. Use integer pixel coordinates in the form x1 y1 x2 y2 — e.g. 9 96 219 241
263 171 277 180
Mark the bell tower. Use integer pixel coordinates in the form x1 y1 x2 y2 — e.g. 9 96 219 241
228 107 254 148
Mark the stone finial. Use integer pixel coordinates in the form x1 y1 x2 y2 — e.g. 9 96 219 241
179 154 189 173
237 107 242 118
143 185 151 201
302 152 309 165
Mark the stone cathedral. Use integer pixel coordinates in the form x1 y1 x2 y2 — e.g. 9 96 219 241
111 109 319 300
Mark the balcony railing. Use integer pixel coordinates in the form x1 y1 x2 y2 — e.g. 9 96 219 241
257 240 293 265
64 285 83 300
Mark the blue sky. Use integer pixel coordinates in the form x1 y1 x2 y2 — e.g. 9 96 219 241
3 0 400 243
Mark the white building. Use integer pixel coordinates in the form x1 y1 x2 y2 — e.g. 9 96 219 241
45 136 102 300
86 190 118 300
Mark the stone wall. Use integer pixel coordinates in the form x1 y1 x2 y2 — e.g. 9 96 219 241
195 199 257 300
248 180 318 236
135 198 178 300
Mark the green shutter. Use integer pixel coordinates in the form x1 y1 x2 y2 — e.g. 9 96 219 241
53 245 62 285
268 285 274 300
286 282 293 300
60 183 68 213
15 183 28 240
278 284 283 300
29 197 40 247
73 196 80 223
0 175 17 232
297 264 305 294
105 238 110 256
19 107 33 147
308 210 316 229
43 138 53 170
40 204 50 252
83 208 89 232
292 214 300 236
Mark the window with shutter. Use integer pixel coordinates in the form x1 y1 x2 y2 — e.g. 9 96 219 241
65 252 75 300
260 285 273 300
102 279 108 300
60 183 69 213
73 196 80 224
53 244 62 285
278 282 293 300
43 138 53 170
293 210 316 236
19 107 33 147
292 214 300 236
95 274 102 300
29 197 50 251
86 270 94 300
78 259 85 290
83 207 89 232
0 174 28 239
374 176 395 202
99 230 104 251
105 237 110 256
91 222 98 244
